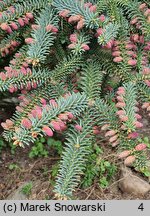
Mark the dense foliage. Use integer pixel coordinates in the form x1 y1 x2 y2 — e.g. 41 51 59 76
0 0 150 199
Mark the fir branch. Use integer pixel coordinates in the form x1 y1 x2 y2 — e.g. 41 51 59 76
68 31 91 55
53 0 100 29
137 82 150 102
0 31 21 56
10 92 88 146
51 54 83 81
0 0 17 12
119 82 137 132
80 60 103 99
0 55 83 92
3 83 66 142
98 22 120 45
94 98 119 129
0 67 51 92
27 6 59 65
0 0 49 23
125 0 150 38
53 40 67 62
96 0 107 13
54 110 94 199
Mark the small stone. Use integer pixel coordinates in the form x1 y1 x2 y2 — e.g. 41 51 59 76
119 166 150 196
7 182 30 200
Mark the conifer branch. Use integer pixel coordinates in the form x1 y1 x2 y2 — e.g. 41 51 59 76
80 60 103 99
54 110 95 199
27 6 59 65
53 0 100 29
9 92 87 146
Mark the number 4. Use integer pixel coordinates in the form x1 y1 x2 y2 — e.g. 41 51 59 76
138 203 144 211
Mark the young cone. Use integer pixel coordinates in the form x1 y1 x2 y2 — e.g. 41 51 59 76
124 155 136 166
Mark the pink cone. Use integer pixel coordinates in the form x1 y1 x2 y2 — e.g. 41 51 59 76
1 122 9 130
0 72 7 81
135 114 142 119
128 59 137 66
21 118 32 129
18 18 24 26
118 150 131 159
113 57 123 63
117 96 124 102
121 125 127 130
139 35 145 44
9 85 15 93
144 9 150 17
51 26 58 33
135 143 147 151
117 90 125 95
46 24 53 32
10 22 18 30
84 3 92 8
22 62 28 68
20 67 27 75
66 112 74 119
58 113 68 121
142 102 150 109
23 17 29 24
58 120 67 131
96 28 103 37
42 126 53 137
116 110 126 115
68 43 76 49
128 132 139 139
112 140 120 147
25 37 34 44
139 3 147 11
16 106 24 112
109 135 118 142
118 87 125 91
76 19 84 30
32 82 37 89
6 26 12 34
101 124 110 131
51 120 61 131
99 15 105 22
112 51 121 57
26 13 34 19
89 5 97 12
134 106 139 112
105 130 116 137
81 44 90 51
93 129 101 135
124 155 136 166
145 80 150 87
35 107 43 119
115 102 126 108
49 99 58 107
6 119 14 127
0 23 9 31
119 115 128 122
59 9 70 18
69 34 78 43
75 124 82 132
40 98 47 105
130 18 138 25
142 67 150 75
32 24 40 30
132 34 139 42
134 121 143 128
68 15 81 23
